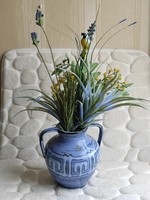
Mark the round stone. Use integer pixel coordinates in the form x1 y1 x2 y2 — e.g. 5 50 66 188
126 74 150 87
9 105 29 126
100 147 127 161
84 185 120 199
120 185 150 196
0 166 25 184
21 192 54 200
21 70 37 84
130 174 150 185
46 114 58 123
4 123 19 139
97 168 133 180
112 51 133 64
13 85 40 106
28 102 47 120
14 55 40 70
138 147 150 162
57 195 98 200
131 132 150 148
17 183 30 194
98 51 112 64
31 184 55 194
3 89 13 108
2 109 8 123
0 135 8 147
40 80 51 95
37 63 53 80
131 55 150 73
113 194 140 200
0 184 17 192
17 50 36 56
0 144 18 159
13 136 38 149
56 187 84 197
4 69 20 89
21 170 38 184
103 108 129 128
129 161 150 174
124 149 139 162
129 107 150 119
0 192 23 200
20 119 42 136
18 149 39 161
89 176 129 189
129 88 150 99
97 161 129 171
110 60 130 78
39 51 54 63
0 159 23 168
54 54 66 65
5 50 17 60
24 159 46 169
38 169 54 186
103 129 130 148
127 119 150 132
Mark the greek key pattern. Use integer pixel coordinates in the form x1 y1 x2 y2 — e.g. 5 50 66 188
46 148 100 177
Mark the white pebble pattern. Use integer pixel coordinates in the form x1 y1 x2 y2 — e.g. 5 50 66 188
1 49 150 200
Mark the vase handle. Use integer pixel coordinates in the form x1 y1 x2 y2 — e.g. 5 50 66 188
90 123 103 146
39 127 58 158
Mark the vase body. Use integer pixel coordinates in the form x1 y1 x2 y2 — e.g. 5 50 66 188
39 124 103 188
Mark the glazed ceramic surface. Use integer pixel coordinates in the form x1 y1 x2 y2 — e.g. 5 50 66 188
39 124 103 188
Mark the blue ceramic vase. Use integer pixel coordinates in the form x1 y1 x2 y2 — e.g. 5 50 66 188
39 123 103 189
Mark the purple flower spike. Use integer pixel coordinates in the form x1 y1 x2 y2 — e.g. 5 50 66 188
36 8 44 26
31 32 39 46
129 21 137 26
36 9 44 21
119 18 127 23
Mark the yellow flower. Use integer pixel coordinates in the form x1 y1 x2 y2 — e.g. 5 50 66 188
95 76 99 81
114 68 117 73
51 84 60 92
103 72 107 77
59 76 66 83
116 84 120 89
114 68 120 73
70 75 75 81
54 84 60 91
121 87 125 91
118 74 122 80
109 75 113 79
108 69 112 73
123 81 127 85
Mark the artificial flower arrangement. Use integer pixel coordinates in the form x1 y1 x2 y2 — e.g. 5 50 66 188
15 6 150 189
20 6 147 133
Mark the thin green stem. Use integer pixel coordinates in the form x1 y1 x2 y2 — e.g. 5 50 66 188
41 26 56 70
98 26 129 54
90 22 120 63
36 45 54 84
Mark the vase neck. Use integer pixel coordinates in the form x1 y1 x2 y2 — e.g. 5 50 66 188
58 129 86 141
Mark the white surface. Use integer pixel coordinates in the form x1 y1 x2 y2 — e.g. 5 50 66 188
1 49 150 200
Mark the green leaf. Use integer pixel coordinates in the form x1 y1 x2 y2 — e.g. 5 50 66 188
90 62 99 72
93 72 101 79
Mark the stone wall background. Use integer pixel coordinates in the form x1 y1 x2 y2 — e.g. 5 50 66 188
1 49 150 200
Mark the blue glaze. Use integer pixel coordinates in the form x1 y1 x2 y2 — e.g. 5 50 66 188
39 123 103 189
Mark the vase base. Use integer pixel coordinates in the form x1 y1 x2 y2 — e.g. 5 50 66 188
57 182 86 189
